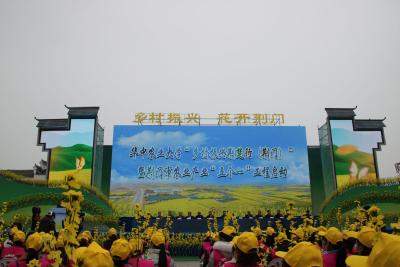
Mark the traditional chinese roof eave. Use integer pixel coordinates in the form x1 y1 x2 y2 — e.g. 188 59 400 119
35 118 70 131
65 105 99 118
325 107 357 119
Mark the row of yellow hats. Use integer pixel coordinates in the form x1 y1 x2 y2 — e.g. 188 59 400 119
275 233 400 267
319 226 377 248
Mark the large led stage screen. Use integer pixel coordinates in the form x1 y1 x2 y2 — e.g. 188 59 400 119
330 120 382 189
40 119 95 186
111 126 311 215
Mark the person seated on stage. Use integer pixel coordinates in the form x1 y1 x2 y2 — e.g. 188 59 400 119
167 211 174 219
218 211 227 219
223 232 262 267
206 211 215 220
103 227 118 250
284 209 291 220
302 208 312 219
186 211 193 220
275 242 323 267
156 211 163 220
196 212 204 219
244 211 254 219
256 210 264 219
147 231 175 267
128 238 154 267
274 210 283 219
207 226 237 267
265 210 272 219
0 230 26 260
176 212 184 220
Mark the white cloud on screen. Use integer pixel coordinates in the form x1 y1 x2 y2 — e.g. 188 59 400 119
118 131 207 147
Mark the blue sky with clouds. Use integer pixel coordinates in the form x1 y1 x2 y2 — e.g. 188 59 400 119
40 119 95 148
111 125 310 187
330 120 382 153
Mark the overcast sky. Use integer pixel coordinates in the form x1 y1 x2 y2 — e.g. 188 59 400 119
0 0 399 177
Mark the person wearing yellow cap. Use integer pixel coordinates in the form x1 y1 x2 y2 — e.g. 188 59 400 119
82 241 114 267
251 226 265 253
355 226 376 256
0 230 26 260
342 230 358 256
6 232 44 267
276 241 323 267
110 239 133 267
291 227 305 243
77 230 92 247
318 227 346 267
262 227 277 261
275 232 292 253
103 227 118 250
147 230 175 267
223 232 262 267
207 226 237 267
3 225 21 249
128 238 154 267
346 233 400 267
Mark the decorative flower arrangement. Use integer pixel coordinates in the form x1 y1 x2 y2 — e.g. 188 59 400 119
60 175 84 260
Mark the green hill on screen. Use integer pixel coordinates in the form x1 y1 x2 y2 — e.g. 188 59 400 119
49 144 93 171
333 144 375 175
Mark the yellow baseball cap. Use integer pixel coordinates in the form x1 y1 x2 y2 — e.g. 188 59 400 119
129 238 144 253
276 232 288 244
78 231 92 243
250 227 262 236
358 227 377 248
343 230 358 240
266 227 276 236
319 227 343 245
234 232 258 254
151 231 166 247
26 232 43 251
221 226 237 237
251 226 262 237
108 227 117 237
276 242 322 267
13 230 26 243
145 227 156 238
346 233 400 267
317 226 327 233
110 239 132 261
83 241 113 267
291 228 304 240
10 226 19 236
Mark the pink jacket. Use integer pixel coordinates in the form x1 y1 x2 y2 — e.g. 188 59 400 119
128 257 155 267
1 246 25 259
